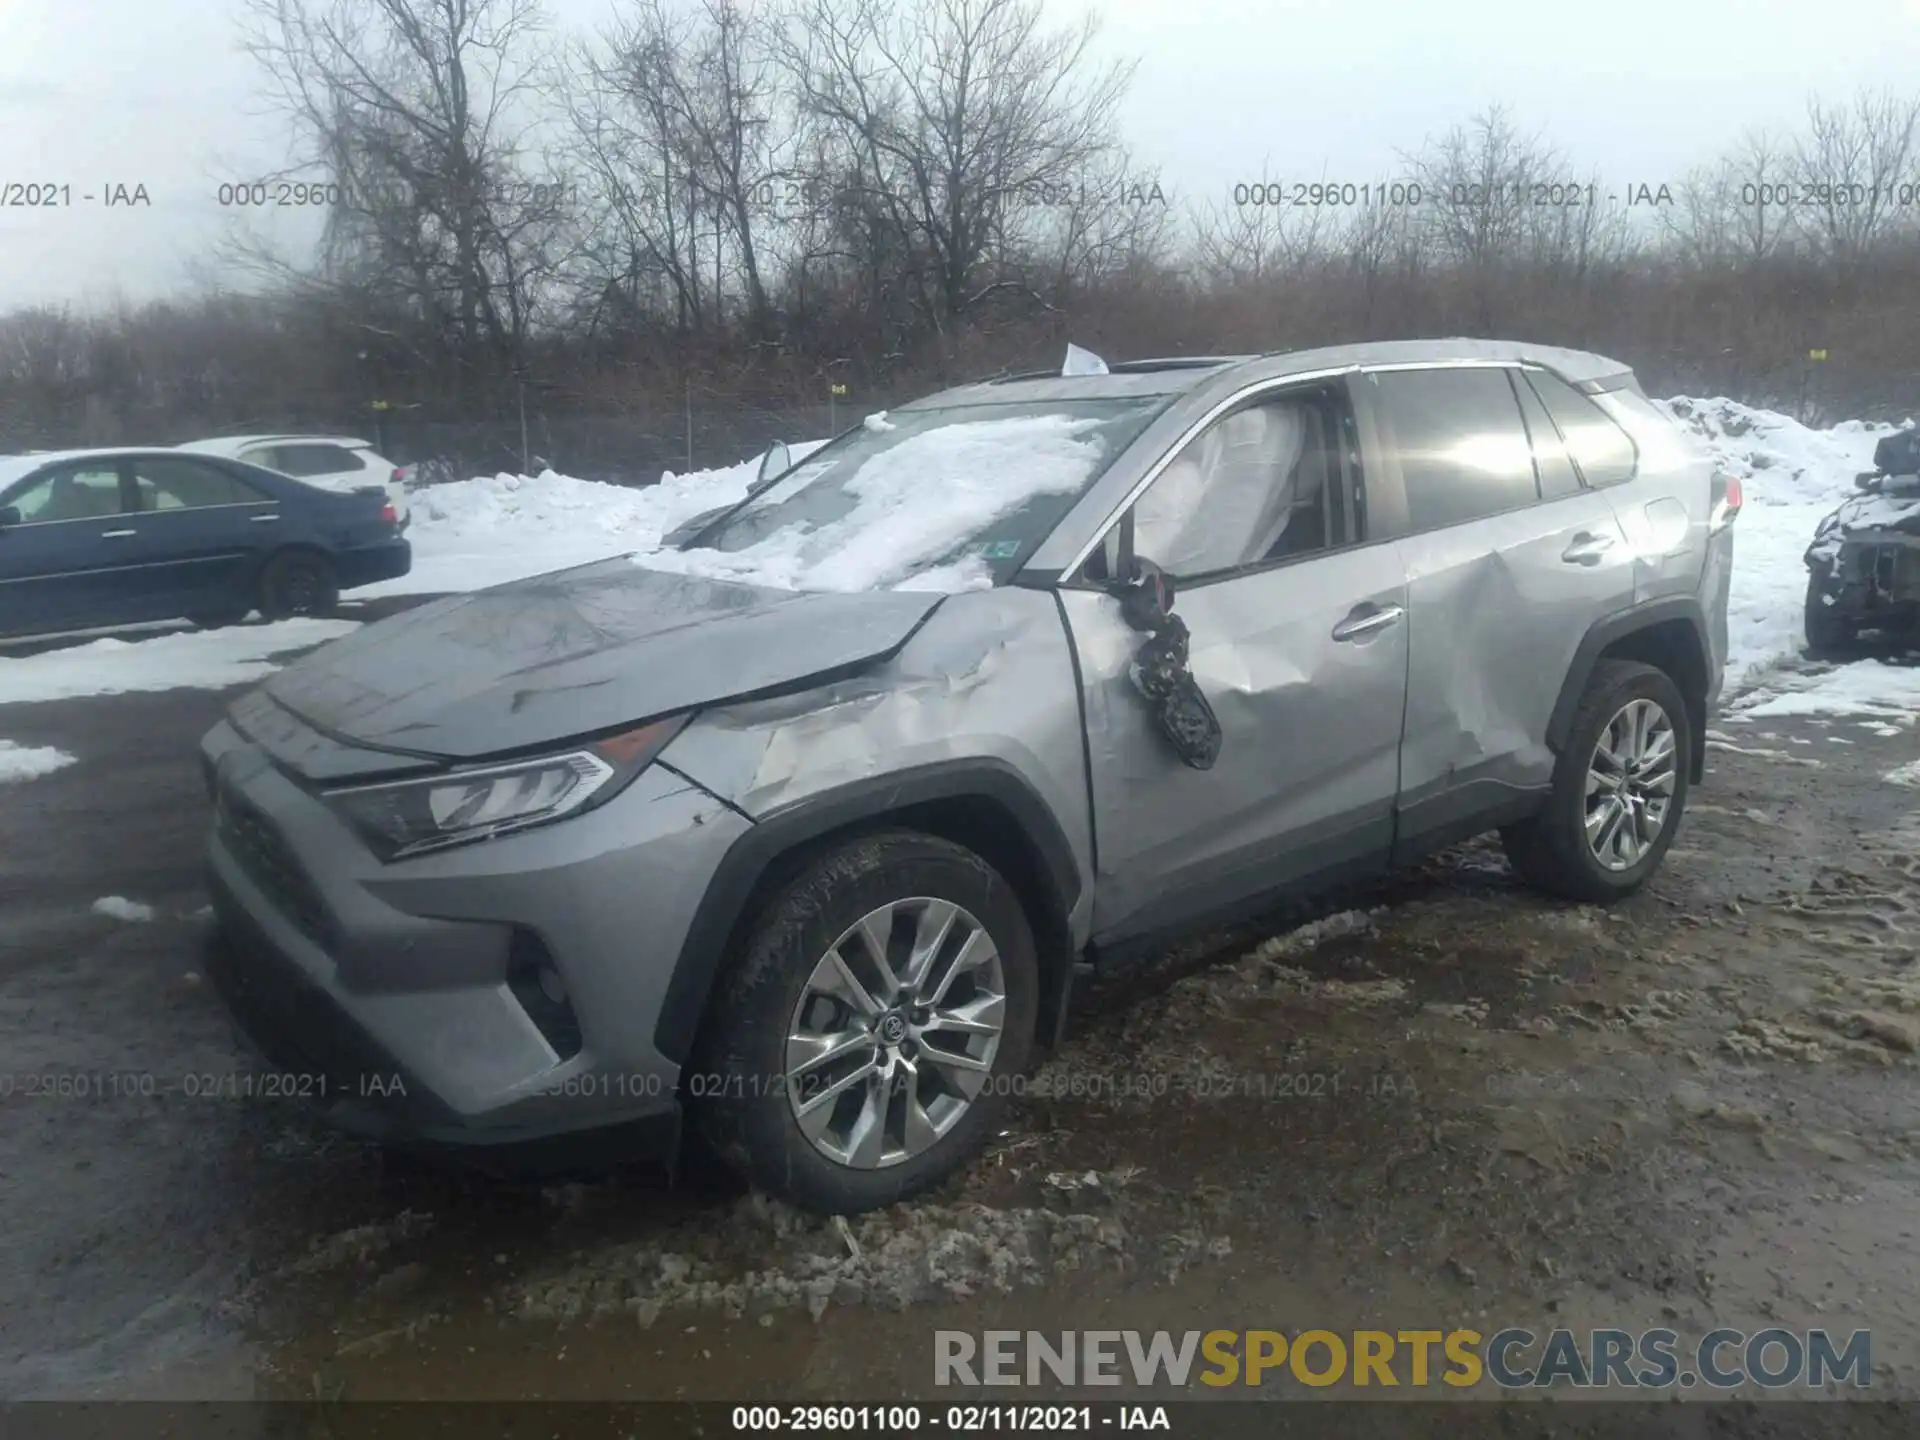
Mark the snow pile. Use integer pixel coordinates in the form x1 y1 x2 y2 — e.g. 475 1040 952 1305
1734 661 1920 725
91 896 155 922
1658 397 1898 688
0 739 75 782
0 618 357 705
360 442 828 598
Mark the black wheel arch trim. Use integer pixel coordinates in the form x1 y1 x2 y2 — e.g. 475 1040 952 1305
1546 596 1712 783
654 758 1083 1064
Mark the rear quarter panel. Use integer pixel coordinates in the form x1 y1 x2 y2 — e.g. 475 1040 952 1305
1596 391 1715 609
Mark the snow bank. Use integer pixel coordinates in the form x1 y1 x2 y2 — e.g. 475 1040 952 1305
359 441 830 599
1734 661 1920 724
0 739 75 782
1657 397 1898 689
0 618 358 705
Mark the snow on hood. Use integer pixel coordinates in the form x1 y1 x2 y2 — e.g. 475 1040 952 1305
1657 397 1900 688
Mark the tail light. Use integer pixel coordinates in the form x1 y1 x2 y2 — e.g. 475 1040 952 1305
1709 471 1743 532
391 467 407 487
379 501 398 526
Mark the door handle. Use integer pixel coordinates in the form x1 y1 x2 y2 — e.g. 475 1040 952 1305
1331 603 1404 642
249 514 281 523
100 529 136 538
1562 531 1616 564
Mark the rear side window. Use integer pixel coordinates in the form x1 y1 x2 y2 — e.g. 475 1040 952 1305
1510 371 1582 499
1368 367 1539 535
274 444 365 477
130 457 262 509
1525 371 1638 487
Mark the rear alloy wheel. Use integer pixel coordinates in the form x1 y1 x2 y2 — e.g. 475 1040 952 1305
693 831 1038 1214
258 550 339 621
1502 659 1691 902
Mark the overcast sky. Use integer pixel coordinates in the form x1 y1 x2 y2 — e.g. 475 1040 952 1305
3 0 1920 309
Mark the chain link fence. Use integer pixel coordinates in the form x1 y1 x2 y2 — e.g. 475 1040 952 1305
370 401 847 487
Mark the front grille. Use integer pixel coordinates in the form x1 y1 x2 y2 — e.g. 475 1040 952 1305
218 788 332 949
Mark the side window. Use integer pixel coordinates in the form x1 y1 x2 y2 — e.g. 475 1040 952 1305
1129 391 1345 580
1368 367 1539 534
1510 371 1582 499
275 443 362 476
129 458 261 510
3 464 127 523
240 446 288 474
1525 370 1638 487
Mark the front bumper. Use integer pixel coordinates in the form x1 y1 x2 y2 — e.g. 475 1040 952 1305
198 714 752 1153
1811 533 1920 623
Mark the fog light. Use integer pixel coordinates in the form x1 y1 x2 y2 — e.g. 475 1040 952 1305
507 928 582 1060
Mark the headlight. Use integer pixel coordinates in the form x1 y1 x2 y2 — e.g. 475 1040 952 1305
324 714 688 859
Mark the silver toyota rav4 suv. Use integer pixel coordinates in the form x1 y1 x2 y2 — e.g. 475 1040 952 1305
200 339 1738 1214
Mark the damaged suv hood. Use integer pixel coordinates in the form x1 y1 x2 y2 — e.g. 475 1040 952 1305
260 558 944 760
1808 482 1920 567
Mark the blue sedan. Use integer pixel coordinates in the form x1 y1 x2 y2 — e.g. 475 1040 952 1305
0 448 411 639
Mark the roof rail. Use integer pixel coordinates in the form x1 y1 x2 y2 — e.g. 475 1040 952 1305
982 354 1246 384
1105 355 1246 373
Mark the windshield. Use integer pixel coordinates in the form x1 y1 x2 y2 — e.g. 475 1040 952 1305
649 397 1165 592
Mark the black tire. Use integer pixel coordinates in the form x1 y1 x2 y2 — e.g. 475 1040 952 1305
1804 570 1856 656
691 830 1039 1215
257 550 339 620
1501 659 1691 903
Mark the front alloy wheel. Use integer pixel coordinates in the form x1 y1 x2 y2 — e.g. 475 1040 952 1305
1584 698 1677 872
785 897 1006 1169
693 830 1038 1214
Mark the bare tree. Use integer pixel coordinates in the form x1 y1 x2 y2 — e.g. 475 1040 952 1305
1795 90 1920 262
775 0 1133 341
1188 162 1348 287
1662 128 1798 266
1036 153 1179 301
1335 197 1427 330
1406 105 1561 327
240 0 569 401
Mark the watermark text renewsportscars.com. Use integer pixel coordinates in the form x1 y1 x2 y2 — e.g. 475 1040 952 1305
934 1328 1872 1391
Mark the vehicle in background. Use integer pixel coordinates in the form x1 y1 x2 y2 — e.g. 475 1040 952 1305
198 340 1732 1215
1805 427 1920 654
177 435 411 528
0 447 410 638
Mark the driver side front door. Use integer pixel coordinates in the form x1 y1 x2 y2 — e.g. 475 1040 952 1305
1057 379 1412 952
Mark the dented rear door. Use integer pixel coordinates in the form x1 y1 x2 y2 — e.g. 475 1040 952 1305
1355 364 1636 849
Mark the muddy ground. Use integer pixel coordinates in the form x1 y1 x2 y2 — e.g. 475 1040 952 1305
4 627 1920 1409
